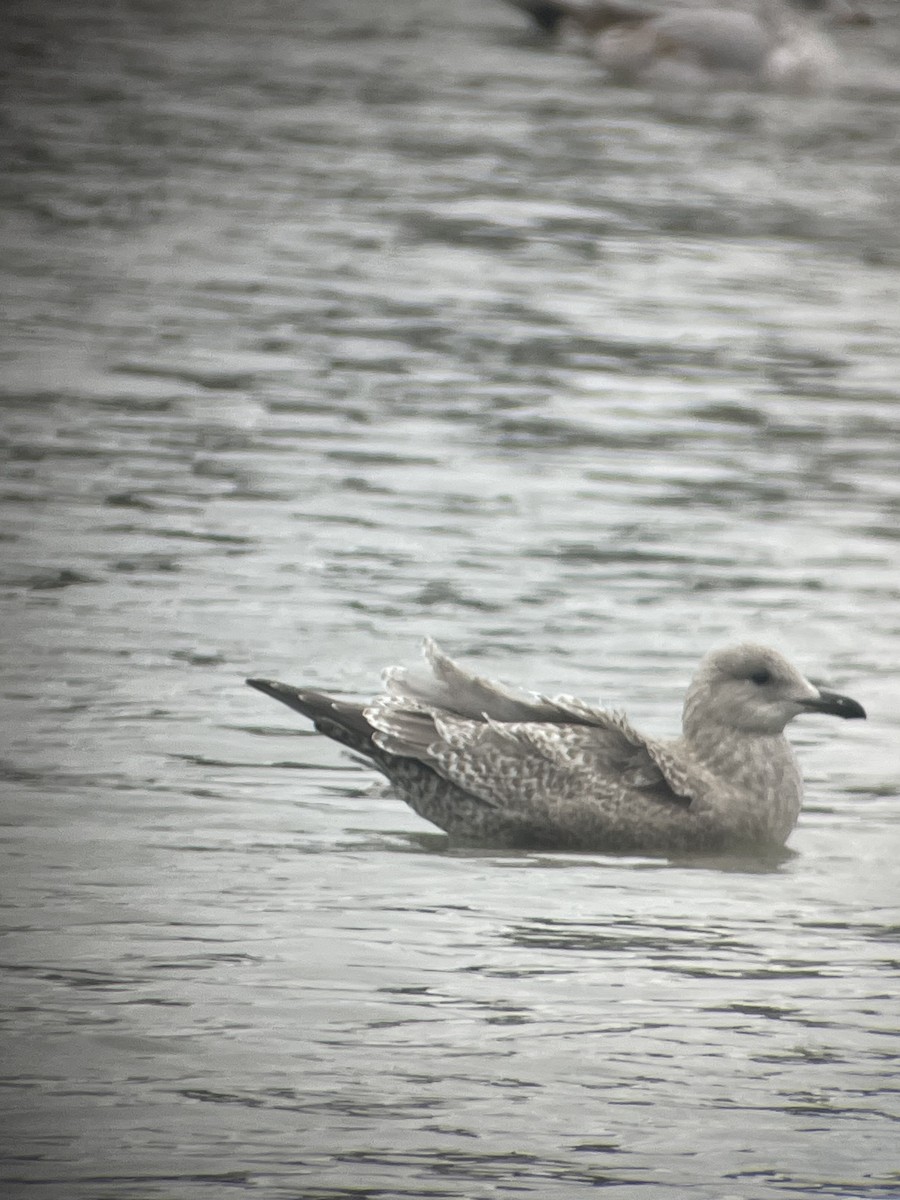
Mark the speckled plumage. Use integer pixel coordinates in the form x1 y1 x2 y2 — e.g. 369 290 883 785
247 640 864 853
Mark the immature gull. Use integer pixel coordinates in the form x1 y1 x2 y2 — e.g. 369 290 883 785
503 0 873 90
247 641 864 853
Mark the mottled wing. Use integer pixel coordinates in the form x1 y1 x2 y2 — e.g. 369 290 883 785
538 694 696 803
366 694 698 816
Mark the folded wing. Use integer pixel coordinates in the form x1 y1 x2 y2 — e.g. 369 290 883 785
368 641 698 814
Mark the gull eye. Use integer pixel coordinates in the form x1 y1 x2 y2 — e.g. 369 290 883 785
749 669 771 685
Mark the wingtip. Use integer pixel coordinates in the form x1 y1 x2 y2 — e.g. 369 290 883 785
246 677 289 697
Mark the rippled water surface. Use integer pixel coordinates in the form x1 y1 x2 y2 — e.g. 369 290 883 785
1 0 899 1196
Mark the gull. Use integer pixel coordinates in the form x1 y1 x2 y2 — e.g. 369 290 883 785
503 0 873 91
247 640 864 853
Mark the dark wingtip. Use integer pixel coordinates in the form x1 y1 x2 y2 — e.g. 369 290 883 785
246 677 278 693
246 677 307 705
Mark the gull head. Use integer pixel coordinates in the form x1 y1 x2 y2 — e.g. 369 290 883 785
683 643 866 738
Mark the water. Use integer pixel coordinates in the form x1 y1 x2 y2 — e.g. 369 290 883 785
1 0 899 1195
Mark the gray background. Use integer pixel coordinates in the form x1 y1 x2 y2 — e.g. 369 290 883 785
1 1 898 1196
